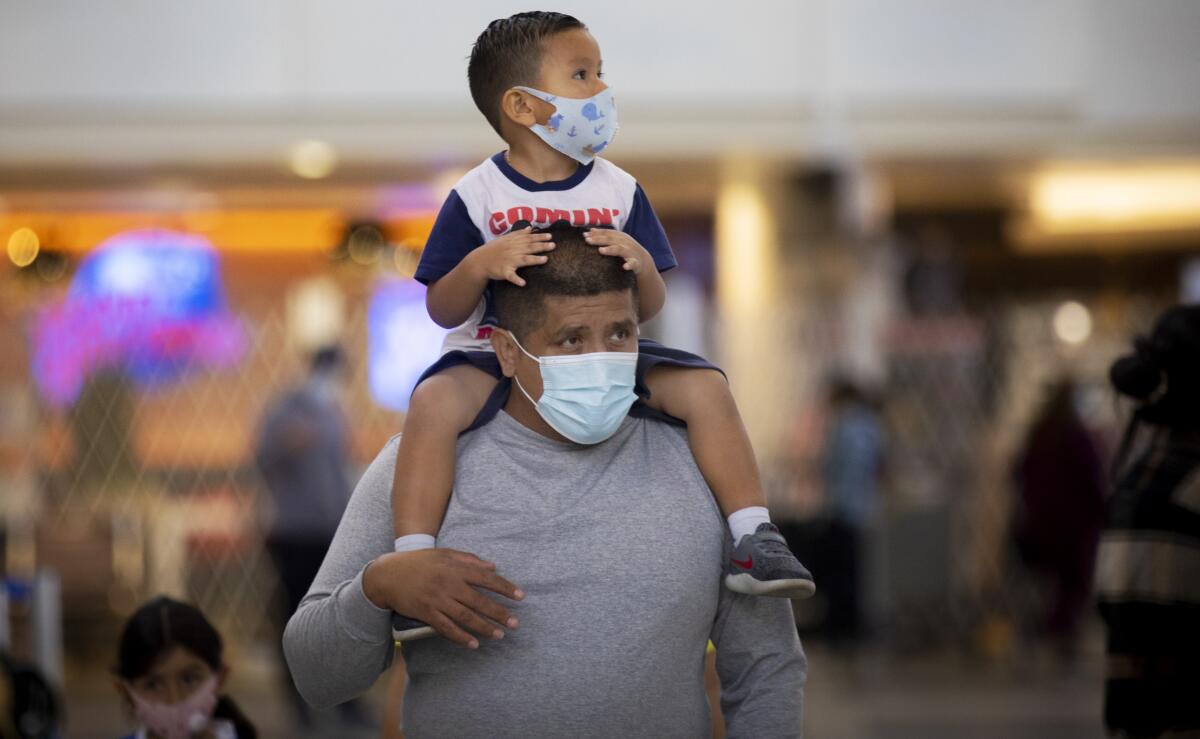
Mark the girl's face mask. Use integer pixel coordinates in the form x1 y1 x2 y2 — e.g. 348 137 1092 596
126 676 219 739
514 85 619 165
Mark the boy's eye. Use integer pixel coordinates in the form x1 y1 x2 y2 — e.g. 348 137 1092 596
573 69 588 80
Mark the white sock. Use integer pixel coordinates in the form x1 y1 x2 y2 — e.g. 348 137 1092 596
727 506 771 543
394 533 435 553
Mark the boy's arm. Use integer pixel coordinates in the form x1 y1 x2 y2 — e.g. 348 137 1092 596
424 227 557 328
425 258 491 328
635 264 667 321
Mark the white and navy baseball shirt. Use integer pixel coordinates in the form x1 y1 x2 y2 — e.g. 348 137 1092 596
415 152 677 353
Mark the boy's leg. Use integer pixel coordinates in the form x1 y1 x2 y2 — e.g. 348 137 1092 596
390 364 497 638
644 365 815 598
391 364 497 540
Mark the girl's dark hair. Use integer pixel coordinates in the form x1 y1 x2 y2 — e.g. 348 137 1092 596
116 596 257 739
1110 305 1200 427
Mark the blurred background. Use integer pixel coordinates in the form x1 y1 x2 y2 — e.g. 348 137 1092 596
2 1 1199 737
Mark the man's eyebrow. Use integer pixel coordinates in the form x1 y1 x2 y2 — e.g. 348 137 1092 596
550 324 590 340
609 319 636 332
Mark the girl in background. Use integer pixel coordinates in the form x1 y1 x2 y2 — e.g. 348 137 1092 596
113 596 256 739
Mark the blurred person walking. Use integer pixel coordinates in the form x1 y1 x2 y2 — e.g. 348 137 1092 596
1099 305 1200 738
254 345 369 730
113 596 256 739
820 377 887 647
1011 378 1107 661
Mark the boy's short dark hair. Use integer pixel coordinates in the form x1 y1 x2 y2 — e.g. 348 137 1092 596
468 11 586 136
492 222 638 341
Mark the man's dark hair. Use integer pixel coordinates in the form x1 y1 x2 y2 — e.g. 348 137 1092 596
468 12 586 136
492 222 637 340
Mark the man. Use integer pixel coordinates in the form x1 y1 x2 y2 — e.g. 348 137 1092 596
283 227 806 737
255 345 369 728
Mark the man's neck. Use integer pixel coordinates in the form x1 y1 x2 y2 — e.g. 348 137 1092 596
502 383 571 443
504 133 580 183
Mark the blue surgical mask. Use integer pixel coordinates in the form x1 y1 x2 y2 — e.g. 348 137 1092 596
514 86 618 165
507 331 637 444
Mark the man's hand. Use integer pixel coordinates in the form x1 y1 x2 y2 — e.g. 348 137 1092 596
363 548 524 649
583 229 653 275
465 226 555 287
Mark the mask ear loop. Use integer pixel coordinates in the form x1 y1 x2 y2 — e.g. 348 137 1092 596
503 330 541 405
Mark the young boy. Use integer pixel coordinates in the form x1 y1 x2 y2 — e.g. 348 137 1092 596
391 11 813 640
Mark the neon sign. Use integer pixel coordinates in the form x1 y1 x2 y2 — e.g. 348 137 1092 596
31 230 245 407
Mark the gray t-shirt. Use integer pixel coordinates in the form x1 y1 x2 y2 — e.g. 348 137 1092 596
283 411 806 738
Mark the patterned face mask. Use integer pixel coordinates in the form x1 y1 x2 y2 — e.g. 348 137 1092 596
514 86 619 165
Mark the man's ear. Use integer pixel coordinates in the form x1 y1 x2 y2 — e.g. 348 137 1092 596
501 89 551 128
491 330 519 378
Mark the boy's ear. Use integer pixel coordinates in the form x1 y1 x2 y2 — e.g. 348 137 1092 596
491 330 519 378
500 89 535 127
500 89 547 128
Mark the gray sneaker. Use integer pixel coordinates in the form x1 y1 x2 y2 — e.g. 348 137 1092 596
724 523 816 598
391 612 436 642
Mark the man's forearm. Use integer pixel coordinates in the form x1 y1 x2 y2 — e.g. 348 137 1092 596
283 570 395 709
282 438 403 708
713 577 806 737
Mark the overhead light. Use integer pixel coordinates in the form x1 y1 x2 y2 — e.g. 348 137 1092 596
1053 301 1092 345
289 139 338 180
1030 163 1200 236
287 277 345 352
7 227 40 267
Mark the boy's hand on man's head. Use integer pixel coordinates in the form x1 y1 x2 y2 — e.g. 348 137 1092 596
583 229 652 275
467 227 556 287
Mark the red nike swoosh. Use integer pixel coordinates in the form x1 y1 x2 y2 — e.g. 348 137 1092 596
732 555 753 570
